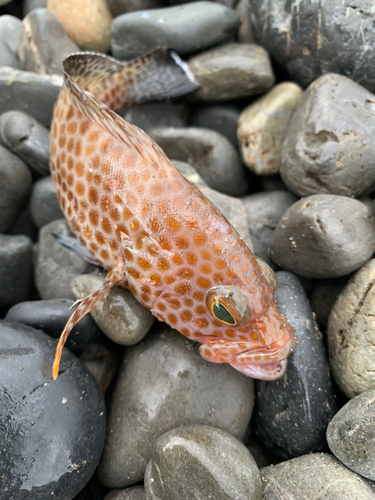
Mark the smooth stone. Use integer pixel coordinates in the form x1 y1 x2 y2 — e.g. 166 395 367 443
327 389 375 481
104 486 145 499
261 453 374 500
35 219 98 300
238 82 303 175
23 0 48 15
71 274 155 346
0 144 33 232
0 67 62 127
0 39 19 68
47 0 112 53
107 0 165 16
111 2 240 60
97 325 254 488
0 234 33 312
18 8 78 75
7 207 38 241
145 425 262 500
242 190 297 265
188 43 274 101
328 259 375 398
0 111 50 176
253 272 337 459
5 298 100 353
281 74 375 197
171 159 208 187
309 276 349 328
0 320 106 499
149 127 250 196
191 104 240 147
269 195 375 278
30 176 64 228
122 102 189 134
79 342 119 394
0 15 22 56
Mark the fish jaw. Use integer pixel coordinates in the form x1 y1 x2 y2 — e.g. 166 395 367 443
230 359 288 380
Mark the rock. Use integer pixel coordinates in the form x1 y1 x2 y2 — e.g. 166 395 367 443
0 67 62 128
104 486 145 499
191 104 240 147
327 389 375 481
35 219 98 300
241 190 297 265
7 207 38 241
0 15 22 56
24 0 48 15
0 320 106 499
145 425 262 500
71 274 155 346
261 453 374 500
149 127 250 196
0 144 32 233
269 195 375 278
309 276 349 328
0 39 19 69
5 298 100 353
327 260 375 398
261 175 288 191
249 1 375 94
18 8 79 75
122 102 189 134
107 0 165 17
188 43 274 101
172 159 208 187
97 325 254 488
79 342 119 394
236 0 254 43
0 111 50 176
111 2 240 60
253 272 337 459
30 176 64 228
47 0 112 53
281 74 375 198
0 234 33 313
238 82 303 175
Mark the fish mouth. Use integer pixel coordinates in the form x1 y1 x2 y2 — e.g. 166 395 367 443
230 359 288 381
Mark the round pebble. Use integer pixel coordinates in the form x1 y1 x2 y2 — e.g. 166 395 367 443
123 102 189 135
30 176 64 228
191 104 240 147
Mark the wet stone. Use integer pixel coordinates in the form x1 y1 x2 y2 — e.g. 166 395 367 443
30 176 64 228
188 43 274 101
145 425 262 500
253 272 337 459
79 342 119 394
111 2 240 60
172 159 208 188
0 320 106 500
97 325 254 488
104 486 145 499
122 102 189 134
269 195 375 279
191 104 240 148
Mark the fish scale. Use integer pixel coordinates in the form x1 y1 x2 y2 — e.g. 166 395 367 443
50 48 297 380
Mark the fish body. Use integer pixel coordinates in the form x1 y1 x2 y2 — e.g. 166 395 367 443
50 49 297 380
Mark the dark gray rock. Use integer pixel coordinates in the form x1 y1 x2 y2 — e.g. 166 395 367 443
309 276 349 328
253 272 337 459
261 453 374 500
281 74 375 197
191 104 240 147
261 175 288 191
97 325 254 488
0 320 106 500
149 127 250 196
0 15 22 56
30 176 64 228
107 0 165 16
145 425 262 500
171 159 208 187
7 207 38 241
188 43 274 101
79 342 119 394
111 2 240 59
104 486 145 500
122 102 189 134
269 195 375 278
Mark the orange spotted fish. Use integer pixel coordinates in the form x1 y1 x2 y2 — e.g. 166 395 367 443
50 49 297 381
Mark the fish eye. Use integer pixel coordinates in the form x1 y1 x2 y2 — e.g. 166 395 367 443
206 286 251 326
211 302 236 325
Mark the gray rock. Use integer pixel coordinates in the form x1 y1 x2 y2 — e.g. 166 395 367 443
269 195 375 278
111 2 240 60
7 207 38 241
309 276 349 328
79 342 119 394
0 40 19 69
0 15 22 56
105 486 145 500
0 144 32 233
123 102 189 134
191 104 240 147
107 0 165 16
97 325 254 488
281 74 375 198
145 425 262 500
261 175 288 191
149 127 250 196
236 0 254 43
23 0 47 15
261 453 374 500
171 159 208 187
327 389 375 481
188 43 274 101
30 176 64 228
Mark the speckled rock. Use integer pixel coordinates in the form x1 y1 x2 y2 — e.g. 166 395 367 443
261 453 374 500
97 325 254 488
30 176 64 228
172 159 208 187
191 104 240 148
123 102 189 134
269 195 375 278
188 43 274 101
145 425 262 500
238 82 303 175
309 276 349 328
104 486 145 499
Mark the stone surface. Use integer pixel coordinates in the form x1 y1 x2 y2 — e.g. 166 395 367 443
79 342 119 394
253 272 337 459
0 15 22 68
172 159 207 187
71 274 155 346
145 425 262 500
105 486 145 499
327 389 375 481
238 82 303 175
149 127 249 196
122 102 189 134
107 0 165 16
24 0 48 15
191 104 240 147
0 320 106 499
328 259 375 398
281 74 375 198
97 325 254 488
111 2 240 60
269 195 375 278
48 0 112 53
309 276 349 328
0 39 19 69
8 207 38 241
188 43 274 101
30 176 64 228
261 453 374 500
236 0 254 43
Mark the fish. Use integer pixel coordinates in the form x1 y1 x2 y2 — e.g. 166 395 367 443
50 48 297 381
